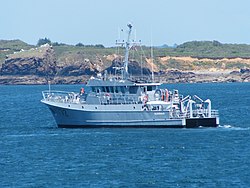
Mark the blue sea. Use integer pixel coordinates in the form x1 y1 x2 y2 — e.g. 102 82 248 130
0 83 250 187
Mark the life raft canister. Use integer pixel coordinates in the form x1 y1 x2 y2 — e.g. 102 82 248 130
143 95 148 104
80 88 85 94
159 89 166 101
161 89 165 101
165 89 169 102
154 89 161 101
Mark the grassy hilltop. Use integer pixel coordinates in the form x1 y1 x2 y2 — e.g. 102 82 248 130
0 40 34 64
1 39 250 84
2 39 250 60
54 40 250 72
53 40 250 58
53 40 250 60
1 39 250 73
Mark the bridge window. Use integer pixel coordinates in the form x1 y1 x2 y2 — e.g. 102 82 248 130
129 86 138 94
105 87 110 93
115 87 119 93
120 87 125 93
147 86 156 91
110 87 114 93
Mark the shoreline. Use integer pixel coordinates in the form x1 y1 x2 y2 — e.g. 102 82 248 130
0 70 249 85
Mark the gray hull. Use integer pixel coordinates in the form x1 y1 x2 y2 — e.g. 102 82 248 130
44 102 186 128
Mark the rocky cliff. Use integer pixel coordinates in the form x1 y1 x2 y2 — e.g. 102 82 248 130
0 45 153 84
1 44 56 77
56 51 105 76
1 42 250 84
105 58 151 75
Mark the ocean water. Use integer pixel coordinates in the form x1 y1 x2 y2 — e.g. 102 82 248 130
0 83 250 187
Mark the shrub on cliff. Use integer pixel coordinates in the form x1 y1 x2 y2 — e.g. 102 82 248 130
37 38 51 46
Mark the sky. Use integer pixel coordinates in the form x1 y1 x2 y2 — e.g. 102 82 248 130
1 0 250 47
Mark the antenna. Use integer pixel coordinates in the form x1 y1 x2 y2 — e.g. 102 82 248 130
150 28 155 82
118 27 121 41
140 54 143 78
117 27 120 55
134 28 137 41
48 80 51 94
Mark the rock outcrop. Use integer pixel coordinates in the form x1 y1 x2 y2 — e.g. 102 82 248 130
105 58 151 75
56 52 103 76
163 70 195 83
1 44 56 77
230 68 250 82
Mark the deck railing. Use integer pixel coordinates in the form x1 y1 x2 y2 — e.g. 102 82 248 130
97 93 140 105
42 91 219 118
42 90 84 104
173 109 219 119
42 90 140 105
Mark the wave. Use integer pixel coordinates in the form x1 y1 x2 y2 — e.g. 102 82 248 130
218 124 250 130
3 129 111 138
5 133 60 138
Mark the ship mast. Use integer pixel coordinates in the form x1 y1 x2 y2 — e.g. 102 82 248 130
124 23 132 79
116 23 140 80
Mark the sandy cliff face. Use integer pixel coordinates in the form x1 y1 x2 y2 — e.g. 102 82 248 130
158 56 250 72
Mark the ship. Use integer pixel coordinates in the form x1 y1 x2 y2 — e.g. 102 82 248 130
41 23 219 128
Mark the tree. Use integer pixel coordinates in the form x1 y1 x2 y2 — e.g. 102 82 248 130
95 44 105 48
75 43 84 47
52 42 66 46
37 37 51 46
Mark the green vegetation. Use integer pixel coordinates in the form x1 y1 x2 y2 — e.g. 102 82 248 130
1 39 250 69
225 62 249 69
174 41 250 58
0 40 34 66
75 43 104 48
53 45 115 59
37 37 51 46
0 39 33 50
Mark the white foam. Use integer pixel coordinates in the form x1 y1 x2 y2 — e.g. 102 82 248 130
219 124 232 128
219 124 250 130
